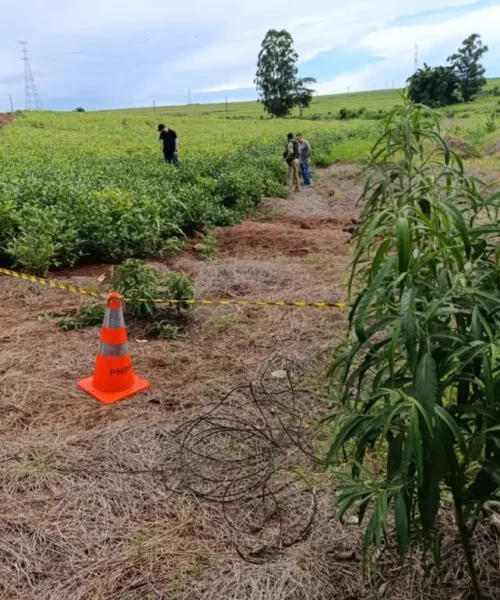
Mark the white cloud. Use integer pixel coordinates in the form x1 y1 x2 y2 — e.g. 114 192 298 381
359 4 500 56
0 0 497 110
167 0 480 73
159 0 486 98
195 76 255 94
314 4 500 95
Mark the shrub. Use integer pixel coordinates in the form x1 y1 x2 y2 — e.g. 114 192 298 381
407 64 460 107
158 323 181 339
327 99 500 599
111 259 160 318
339 107 360 120
59 303 105 330
196 231 217 261
6 206 80 275
313 153 331 167
485 111 497 133
111 259 194 319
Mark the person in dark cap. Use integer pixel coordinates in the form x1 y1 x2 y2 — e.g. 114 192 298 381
283 132 300 193
158 124 179 165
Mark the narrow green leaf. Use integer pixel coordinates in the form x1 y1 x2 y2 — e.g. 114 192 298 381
387 326 399 386
411 406 424 485
370 238 392 279
394 491 409 556
354 259 394 343
397 217 411 274
387 432 404 480
377 490 389 544
434 405 467 458
415 353 437 412
362 510 378 556
485 425 500 433
326 415 365 465
471 306 481 341
400 288 417 372
422 422 447 533
467 289 500 307
440 199 471 258
338 488 372 523
423 226 465 270
358 496 371 525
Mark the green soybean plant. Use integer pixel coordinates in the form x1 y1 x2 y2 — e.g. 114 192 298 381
111 259 194 320
326 98 500 599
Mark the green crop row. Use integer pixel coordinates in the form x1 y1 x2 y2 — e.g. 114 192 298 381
0 112 376 274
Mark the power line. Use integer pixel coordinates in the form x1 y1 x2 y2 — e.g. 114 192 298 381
20 41 42 111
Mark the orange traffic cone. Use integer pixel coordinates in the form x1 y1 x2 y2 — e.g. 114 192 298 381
77 292 150 404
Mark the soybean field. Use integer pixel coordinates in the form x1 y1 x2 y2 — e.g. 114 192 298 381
0 111 376 275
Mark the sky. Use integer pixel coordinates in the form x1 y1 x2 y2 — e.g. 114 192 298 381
0 0 499 111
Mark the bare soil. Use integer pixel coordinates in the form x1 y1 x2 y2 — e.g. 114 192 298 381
485 139 500 156
0 112 15 128
1 164 499 600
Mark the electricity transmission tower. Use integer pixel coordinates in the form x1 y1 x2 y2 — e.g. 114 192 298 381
20 41 42 110
414 45 418 73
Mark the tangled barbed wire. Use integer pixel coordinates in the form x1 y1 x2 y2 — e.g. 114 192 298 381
172 362 323 561
2 360 326 563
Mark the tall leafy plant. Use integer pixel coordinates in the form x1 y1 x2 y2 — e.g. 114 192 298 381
326 98 500 598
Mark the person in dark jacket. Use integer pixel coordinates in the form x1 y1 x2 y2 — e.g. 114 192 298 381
158 124 179 165
283 132 300 192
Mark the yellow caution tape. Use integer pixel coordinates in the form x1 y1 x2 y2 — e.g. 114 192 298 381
0 267 348 309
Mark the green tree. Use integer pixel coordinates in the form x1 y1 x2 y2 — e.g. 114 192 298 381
448 34 489 102
294 77 317 117
255 29 298 118
407 64 460 107
74 107 85 112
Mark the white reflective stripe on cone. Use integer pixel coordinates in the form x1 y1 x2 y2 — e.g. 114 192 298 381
98 341 129 357
103 307 126 329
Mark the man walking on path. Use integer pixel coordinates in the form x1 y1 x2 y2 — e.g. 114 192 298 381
158 124 179 165
297 133 312 188
284 132 300 193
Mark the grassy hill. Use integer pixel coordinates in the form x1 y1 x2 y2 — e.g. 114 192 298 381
114 78 500 118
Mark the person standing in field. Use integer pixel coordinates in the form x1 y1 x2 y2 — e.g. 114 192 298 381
283 132 300 193
158 124 179 165
297 133 312 189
